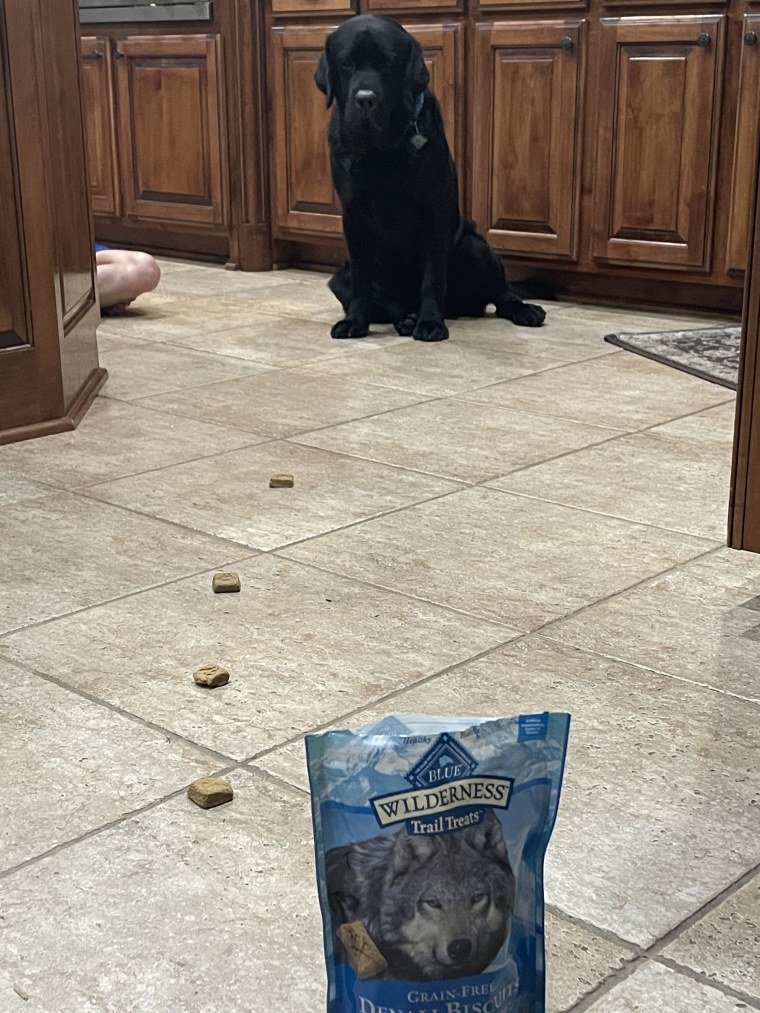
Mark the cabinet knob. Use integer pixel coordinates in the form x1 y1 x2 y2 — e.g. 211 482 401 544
560 36 574 51
745 31 758 46
115 49 124 60
92 50 103 61
697 33 711 47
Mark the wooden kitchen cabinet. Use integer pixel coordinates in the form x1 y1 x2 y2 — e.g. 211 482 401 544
470 20 585 260
114 34 227 226
726 15 760 276
1 0 104 442
270 20 463 240
592 16 725 271
81 37 120 216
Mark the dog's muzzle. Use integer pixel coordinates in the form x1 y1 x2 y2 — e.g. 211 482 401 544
354 89 378 111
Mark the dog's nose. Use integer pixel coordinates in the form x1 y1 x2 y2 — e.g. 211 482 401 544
355 89 378 111
447 938 472 963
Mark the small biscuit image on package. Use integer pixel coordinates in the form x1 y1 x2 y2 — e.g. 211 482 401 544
193 664 230 688
336 922 388 979
187 777 234 809
212 572 241 593
269 473 294 488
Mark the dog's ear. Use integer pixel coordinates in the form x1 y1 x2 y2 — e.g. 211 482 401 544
466 811 511 871
314 50 334 108
404 37 430 104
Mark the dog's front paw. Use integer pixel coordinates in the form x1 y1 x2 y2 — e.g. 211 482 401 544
394 314 417 337
413 318 449 342
499 301 546 328
331 318 370 339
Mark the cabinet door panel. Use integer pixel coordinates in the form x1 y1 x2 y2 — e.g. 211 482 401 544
271 25 342 236
593 16 724 269
115 34 226 225
81 36 119 216
471 21 585 259
726 15 760 274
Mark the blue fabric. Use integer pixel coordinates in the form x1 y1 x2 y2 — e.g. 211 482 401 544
95 243 109 253
413 92 425 119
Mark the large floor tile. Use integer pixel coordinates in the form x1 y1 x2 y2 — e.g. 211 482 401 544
232 280 343 319
0 493 247 635
88 442 460 550
583 960 744 1011
142 313 405 366
650 400 737 445
152 265 299 297
134 368 424 437
492 431 732 540
96 299 264 344
0 773 327 1013
0 469 52 508
282 487 714 629
663 876 760 999
0 400 262 489
296 398 622 483
459 352 732 429
548 548 760 701
98 342 267 401
300 340 566 397
449 308 619 361
263 637 760 947
546 913 634 1012
0 660 219 873
2 556 514 759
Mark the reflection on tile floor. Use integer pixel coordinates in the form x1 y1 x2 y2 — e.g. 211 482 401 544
1 263 757 1012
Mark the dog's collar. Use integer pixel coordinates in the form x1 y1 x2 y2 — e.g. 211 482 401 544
409 92 428 150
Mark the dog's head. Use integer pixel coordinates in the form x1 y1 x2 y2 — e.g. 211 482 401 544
315 15 429 152
378 811 516 980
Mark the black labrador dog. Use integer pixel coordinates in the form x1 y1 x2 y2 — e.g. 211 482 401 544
315 14 546 342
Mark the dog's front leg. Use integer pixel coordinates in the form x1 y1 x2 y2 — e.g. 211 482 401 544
414 235 449 343
331 211 373 339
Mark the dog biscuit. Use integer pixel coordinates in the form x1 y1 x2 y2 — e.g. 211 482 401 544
193 664 230 688
337 922 388 980
269 473 294 488
187 777 233 809
212 572 241 593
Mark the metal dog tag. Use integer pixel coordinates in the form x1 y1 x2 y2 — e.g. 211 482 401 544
410 131 428 150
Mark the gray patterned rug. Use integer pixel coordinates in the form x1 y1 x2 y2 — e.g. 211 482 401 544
604 326 741 390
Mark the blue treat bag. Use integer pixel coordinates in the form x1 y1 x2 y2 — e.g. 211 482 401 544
306 712 571 1013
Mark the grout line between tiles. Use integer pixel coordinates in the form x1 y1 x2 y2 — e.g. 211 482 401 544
0 653 238 767
652 957 760 1009
0 761 240 883
0 550 260 641
238 630 526 767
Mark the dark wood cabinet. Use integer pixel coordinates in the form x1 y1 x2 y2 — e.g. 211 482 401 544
81 37 120 216
114 34 227 225
271 24 342 237
592 16 725 271
726 14 760 276
1 0 104 443
471 20 585 261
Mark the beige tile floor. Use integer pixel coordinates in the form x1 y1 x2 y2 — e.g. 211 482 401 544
1 262 758 1013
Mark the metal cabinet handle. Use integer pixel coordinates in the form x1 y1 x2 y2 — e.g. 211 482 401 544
115 50 124 60
697 33 711 47
745 31 758 46
92 50 103 60
560 36 574 51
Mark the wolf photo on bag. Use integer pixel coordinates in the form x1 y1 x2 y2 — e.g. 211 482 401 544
306 712 571 1013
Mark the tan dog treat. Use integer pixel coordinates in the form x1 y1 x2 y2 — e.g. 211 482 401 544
336 922 388 979
187 777 233 809
193 664 230 688
269 473 294 488
212 572 241 593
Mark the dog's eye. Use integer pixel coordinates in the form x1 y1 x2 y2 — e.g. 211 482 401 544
422 897 442 910
470 892 487 906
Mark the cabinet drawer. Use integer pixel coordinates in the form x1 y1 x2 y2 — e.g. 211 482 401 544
272 0 356 13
